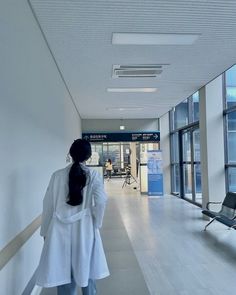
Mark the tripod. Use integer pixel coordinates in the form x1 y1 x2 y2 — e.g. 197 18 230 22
122 167 137 188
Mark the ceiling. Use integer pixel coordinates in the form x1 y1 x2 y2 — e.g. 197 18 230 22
29 0 236 119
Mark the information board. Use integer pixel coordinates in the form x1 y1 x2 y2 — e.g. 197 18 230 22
147 150 163 196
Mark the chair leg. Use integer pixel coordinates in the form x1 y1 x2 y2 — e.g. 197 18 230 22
204 217 217 231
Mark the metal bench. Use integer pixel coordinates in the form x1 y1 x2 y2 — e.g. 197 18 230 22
202 192 236 231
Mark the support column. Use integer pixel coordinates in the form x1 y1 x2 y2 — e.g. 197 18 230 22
130 142 137 178
199 75 226 211
160 113 171 194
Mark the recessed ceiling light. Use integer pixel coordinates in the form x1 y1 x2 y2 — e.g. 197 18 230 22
112 33 200 45
107 88 157 93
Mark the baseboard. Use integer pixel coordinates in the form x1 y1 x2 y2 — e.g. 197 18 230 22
31 285 43 295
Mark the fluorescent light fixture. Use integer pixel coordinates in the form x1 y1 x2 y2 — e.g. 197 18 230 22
112 33 200 45
120 125 125 130
106 107 143 111
107 88 157 93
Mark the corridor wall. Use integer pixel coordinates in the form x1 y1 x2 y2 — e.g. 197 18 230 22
0 1 81 294
82 118 159 132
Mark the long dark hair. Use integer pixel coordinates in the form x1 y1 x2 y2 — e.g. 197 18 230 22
67 139 92 206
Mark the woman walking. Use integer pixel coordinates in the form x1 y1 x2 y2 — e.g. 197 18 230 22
36 139 109 295
105 159 112 181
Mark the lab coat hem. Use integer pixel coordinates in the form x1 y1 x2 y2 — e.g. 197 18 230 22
75 272 110 287
93 271 110 280
36 279 71 288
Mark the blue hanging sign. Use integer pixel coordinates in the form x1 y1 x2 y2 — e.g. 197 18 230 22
82 132 160 142
147 150 164 196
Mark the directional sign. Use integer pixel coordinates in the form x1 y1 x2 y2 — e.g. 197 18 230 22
82 132 160 142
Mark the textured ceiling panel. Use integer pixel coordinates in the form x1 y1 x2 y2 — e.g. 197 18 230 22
29 0 236 118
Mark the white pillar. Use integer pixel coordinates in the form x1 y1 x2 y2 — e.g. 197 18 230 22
199 75 226 210
130 142 137 178
160 113 171 194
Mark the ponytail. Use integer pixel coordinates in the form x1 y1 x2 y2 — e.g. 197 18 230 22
67 139 92 206
67 162 86 206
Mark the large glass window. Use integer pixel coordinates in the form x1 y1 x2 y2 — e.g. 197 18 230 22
107 144 121 165
171 92 199 130
90 143 124 172
224 65 236 193
194 164 202 200
228 167 236 192
183 164 192 196
171 132 179 162
170 132 180 195
193 129 202 202
226 65 236 108
170 93 201 205
171 164 180 194
193 129 201 162
174 99 188 129
225 111 236 191
192 92 199 122
91 143 103 165
182 132 191 162
227 111 236 163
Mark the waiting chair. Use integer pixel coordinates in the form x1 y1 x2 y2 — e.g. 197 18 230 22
202 192 236 230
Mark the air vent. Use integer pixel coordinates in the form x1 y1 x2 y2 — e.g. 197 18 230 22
112 64 169 78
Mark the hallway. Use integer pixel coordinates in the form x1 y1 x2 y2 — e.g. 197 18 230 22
2 1 236 293
42 179 236 295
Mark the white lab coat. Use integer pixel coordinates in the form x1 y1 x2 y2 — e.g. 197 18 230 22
36 164 109 288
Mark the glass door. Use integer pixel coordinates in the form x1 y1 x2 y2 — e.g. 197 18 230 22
193 129 202 203
181 127 202 205
182 131 192 200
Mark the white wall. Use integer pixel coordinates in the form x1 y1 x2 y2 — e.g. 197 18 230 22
0 230 42 295
0 0 81 293
82 118 159 132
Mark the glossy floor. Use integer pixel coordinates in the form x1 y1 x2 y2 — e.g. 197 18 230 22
41 178 236 295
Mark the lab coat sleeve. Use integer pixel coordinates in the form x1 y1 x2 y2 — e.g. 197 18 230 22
40 173 55 237
92 172 107 228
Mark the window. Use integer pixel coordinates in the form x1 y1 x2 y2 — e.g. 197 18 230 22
192 91 199 122
174 99 188 129
225 65 236 108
